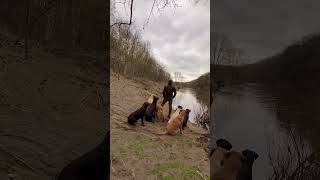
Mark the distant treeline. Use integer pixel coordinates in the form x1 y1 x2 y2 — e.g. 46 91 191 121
185 72 210 90
0 0 106 51
110 26 171 82
212 33 320 89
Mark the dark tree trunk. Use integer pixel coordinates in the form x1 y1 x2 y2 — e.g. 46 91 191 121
25 0 30 60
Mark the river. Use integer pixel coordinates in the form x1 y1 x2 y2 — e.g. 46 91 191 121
212 83 316 179
172 88 209 127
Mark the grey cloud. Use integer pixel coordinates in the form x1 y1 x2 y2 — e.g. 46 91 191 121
213 0 320 62
115 0 210 81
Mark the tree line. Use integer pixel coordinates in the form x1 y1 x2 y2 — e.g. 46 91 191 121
110 25 171 81
0 0 106 51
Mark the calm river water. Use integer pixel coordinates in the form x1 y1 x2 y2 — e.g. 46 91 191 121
212 83 315 179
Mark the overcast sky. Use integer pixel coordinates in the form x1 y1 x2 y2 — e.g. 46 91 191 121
213 0 320 63
113 0 210 81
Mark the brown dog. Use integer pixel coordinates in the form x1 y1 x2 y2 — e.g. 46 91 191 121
157 109 186 135
156 101 165 122
212 151 245 180
210 139 233 177
167 105 183 124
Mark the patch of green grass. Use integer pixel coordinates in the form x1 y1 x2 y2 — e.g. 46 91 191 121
127 135 154 158
112 134 155 158
163 137 176 145
152 161 209 180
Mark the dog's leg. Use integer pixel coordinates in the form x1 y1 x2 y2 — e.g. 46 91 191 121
152 111 155 123
141 116 145 126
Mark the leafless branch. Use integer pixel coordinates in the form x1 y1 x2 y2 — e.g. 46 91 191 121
110 0 134 28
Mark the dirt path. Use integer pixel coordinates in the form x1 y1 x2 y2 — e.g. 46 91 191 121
110 73 210 180
0 43 106 179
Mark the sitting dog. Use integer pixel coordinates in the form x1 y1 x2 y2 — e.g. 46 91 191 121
212 150 245 180
57 131 109 180
210 139 233 178
128 102 149 126
157 109 186 135
145 96 159 122
167 105 183 124
236 149 259 180
182 109 191 130
156 100 165 122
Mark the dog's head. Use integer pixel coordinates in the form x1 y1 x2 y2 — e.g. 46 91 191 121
216 138 232 151
241 149 259 165
152 96 159 102
186 109 191 114
221 151 246 168
179 109 186 117
143 102 150 109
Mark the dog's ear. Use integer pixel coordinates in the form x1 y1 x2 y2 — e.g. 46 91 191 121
216 139 232 150
209 148 216 157
216 139 222 146
242 149 249 157
254 152 259 160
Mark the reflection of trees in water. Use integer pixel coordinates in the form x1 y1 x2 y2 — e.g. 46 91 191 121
178 88 210 129
250 84 320 179
260 84 320 150
268 127 320 180
192 88 210 107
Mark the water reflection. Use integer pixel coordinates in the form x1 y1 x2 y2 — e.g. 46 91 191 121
172 88 208 126
213 83 312 179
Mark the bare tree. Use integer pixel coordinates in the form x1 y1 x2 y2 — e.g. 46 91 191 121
25 0 30 61
212 32 229 65
222 47 243 65
268 128 320 180
111 0 206 29
174 72 183 82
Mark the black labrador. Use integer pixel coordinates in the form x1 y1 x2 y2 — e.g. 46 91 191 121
182 109 191 130
57 131 109 180
145 96 159 122
128 102 149 126
236 149 259 180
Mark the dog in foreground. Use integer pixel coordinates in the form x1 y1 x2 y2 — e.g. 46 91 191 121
57 131 109 180
210 139 259 180
212 150 245 180
236 149 259 180
210 139 233 177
